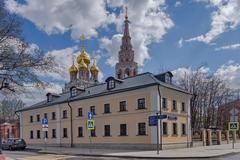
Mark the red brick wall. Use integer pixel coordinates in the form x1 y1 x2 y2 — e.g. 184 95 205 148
0 122 20 140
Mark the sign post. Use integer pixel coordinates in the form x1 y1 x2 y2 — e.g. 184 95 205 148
149 114 167 154
41 118 48 151
229 107 239 149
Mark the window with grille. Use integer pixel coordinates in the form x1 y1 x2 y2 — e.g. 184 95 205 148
104 104 110 113
119 101 127 112
104 125 111 136
120 124 127 136
78 127 83 137
63 110 67 119
137 98 146 109
138 123 146 135
163 122 168 135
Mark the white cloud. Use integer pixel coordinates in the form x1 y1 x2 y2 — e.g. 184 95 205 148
36 46 78 82
172 62 240 89
178 38 183 48
5 0 174 67
175 1 182 7
20 83 63 106
101 0 174 66
5 0 112 39
214 62 240 89
186 0 240 43
215 43 240 51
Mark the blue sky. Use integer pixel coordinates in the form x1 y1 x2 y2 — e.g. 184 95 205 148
4 0 240 104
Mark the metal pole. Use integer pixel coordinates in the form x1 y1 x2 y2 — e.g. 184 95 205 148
157 85 163 150
156 112 159 155
232 131 234 149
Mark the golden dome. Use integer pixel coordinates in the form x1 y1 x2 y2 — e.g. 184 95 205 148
69 64 78 74
78 59 88 70
90 60 99 74
77 49 90 65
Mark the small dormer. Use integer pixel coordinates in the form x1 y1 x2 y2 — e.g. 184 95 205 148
70 86 85 97
46 93 60 102
105 76 123 90
155 71 173 84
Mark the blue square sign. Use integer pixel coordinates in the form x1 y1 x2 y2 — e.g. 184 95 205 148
41 118 48 125
149 116 158 126
88 112 93 120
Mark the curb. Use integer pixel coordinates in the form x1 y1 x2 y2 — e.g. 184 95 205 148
36 150 239 159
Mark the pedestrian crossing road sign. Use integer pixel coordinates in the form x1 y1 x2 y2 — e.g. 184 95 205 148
87 120 95 130
228 122 239 131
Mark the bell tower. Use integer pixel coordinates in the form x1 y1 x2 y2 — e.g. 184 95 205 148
115 7 138 79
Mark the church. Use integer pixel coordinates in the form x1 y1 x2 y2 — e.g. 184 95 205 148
17 9 192 150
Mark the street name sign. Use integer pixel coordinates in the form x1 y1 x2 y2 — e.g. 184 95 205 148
159 114 168 119
149 116 158 126
228 122 239 131
88 112 93 120
87 120 95 130
149 114 168 126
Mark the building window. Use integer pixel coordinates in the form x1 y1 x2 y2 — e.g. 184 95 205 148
71 87 77 97
162 98 167 109
119 101 127 112
172 100 177 111
104 104 110 113
138 123 146 135
90 106 96 115
104 125 111 136
90 128 96 137
108 80 115 89
47 94 52 102
52 129 56 138
120 124 127 136
37 130 41 139
44 113 48 119
52 112 56 120
30 116 33 123
44 131 48 139
30 131 34 139
78 108 83 117
63 128 68 138
182 124 186 135
181 102 186 112
62 110 67 119
172 123 178 135
37 114 40 122
163 122 168 135
137 98 146 109
78 127 83 137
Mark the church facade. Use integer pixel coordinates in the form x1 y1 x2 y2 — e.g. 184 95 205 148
17 10 192 150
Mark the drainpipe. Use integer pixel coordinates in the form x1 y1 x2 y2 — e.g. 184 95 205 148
157 85 163 150
67 99 73 148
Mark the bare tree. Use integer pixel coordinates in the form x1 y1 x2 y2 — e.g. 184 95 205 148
178 68 231 132
0 1 57 92
0 97 24 123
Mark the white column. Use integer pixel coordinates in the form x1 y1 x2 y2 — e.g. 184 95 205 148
150 86 160 144
56 105 61 145
20 112 23 139
187 95 192 147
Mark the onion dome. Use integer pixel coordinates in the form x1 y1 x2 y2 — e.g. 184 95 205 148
90 60 99 74
77 49 90 65
78 59 88 70
69 64 78 74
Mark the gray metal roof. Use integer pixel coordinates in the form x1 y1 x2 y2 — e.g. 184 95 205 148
18 72 191 112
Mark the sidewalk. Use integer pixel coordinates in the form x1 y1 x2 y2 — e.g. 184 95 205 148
29 143 240 159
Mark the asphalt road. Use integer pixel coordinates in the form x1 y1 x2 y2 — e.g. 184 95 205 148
2 150 240 160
